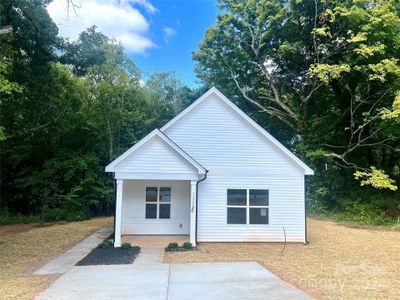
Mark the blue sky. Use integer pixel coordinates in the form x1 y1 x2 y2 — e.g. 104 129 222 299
133 1 217 86
47 0 218 87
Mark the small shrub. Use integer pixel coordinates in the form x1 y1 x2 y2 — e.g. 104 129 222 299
182 242 193 250
121 242 132 249
167 242 178 250
0 209 41 225
333 197 397 226
99 239 112 248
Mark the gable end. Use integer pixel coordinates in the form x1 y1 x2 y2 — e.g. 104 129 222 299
161 87 314 175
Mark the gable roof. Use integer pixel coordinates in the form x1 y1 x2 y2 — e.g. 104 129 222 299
105 129 207 174
161 87 314 175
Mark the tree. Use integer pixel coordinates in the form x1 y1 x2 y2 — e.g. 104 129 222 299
194 0 399 191
61 26 139 78
145 71 198 116
0 2 164 219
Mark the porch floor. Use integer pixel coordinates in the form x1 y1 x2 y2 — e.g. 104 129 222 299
122 235 189 248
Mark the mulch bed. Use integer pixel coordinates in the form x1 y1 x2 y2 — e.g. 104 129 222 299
165 247 197 252
76 246 140 266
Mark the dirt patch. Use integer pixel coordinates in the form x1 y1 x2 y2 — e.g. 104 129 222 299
76 246 140 265
166 217 400 300
0 217 113 300
0 223 38 236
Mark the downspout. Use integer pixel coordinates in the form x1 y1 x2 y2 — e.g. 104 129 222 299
304 177 309 244
195 170 208 244
113 177 116 241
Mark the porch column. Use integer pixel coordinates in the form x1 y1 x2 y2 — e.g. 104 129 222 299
114 179 123 247
190 180 197 245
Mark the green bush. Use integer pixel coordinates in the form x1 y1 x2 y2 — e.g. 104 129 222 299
167 242 178 250
307 187 330 215
182 242 193 250
330 197 398 226
121 242 132 249
0 209 41 225
99 239 112 248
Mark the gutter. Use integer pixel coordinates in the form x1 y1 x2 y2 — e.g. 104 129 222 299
112 177 116 243
304 178 309 244
195 170 209 244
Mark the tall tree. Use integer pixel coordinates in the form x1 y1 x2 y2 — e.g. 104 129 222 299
0 2 167 219
194 0 400 191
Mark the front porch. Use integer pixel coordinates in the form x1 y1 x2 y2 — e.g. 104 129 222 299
105 129 207 248
114 179 199 247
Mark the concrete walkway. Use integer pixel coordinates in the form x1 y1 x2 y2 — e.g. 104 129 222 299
36 252 311 300
134 247 163 264
34 227 112 275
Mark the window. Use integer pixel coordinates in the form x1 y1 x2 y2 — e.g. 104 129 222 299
249 189 269 224
145 187 171 219
227 189 269 224
227 189 246 224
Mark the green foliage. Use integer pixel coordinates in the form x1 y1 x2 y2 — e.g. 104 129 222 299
355 167 398 191
195 0 400 219
308 64 351 84
0 62 22 95
307 187 330 215
380 93 400 121
61 26 140 78
331 197 398 226
167 242 179 250
99 239 113 248
182 242 193 250
0 208 41 225
1 0 398 227
0 1 191 221
121 242 132 249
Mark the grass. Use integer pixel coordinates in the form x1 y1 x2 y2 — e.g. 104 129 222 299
166 217 400 299
0 217 113 300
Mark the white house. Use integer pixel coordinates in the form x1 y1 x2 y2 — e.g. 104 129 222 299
105 87 313 247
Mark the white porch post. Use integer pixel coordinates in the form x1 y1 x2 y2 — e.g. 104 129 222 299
190 180 197 245
114 179 123 247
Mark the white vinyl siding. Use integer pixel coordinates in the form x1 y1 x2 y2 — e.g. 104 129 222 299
163 94 306 242
122 180 190 235
164 95 304 174
113 135 198 179
196 174 305 242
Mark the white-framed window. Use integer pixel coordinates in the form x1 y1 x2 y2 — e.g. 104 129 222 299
227 189 269 224
145 187 171 219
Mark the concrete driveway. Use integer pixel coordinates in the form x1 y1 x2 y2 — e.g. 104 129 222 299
36 261 311 300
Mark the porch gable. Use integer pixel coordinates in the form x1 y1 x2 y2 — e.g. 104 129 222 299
105 129 205 180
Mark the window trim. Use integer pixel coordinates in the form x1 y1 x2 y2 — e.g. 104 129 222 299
227 188 269 225
145 186 171 219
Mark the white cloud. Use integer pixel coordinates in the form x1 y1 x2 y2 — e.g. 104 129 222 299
124 0 158 14
162 26 177 43
47 0 157 53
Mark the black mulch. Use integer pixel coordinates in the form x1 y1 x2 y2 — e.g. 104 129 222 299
165 247 197 252
76 246 141 266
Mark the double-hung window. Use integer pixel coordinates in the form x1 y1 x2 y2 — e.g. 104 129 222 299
145 187 171 219
227 189 269 224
